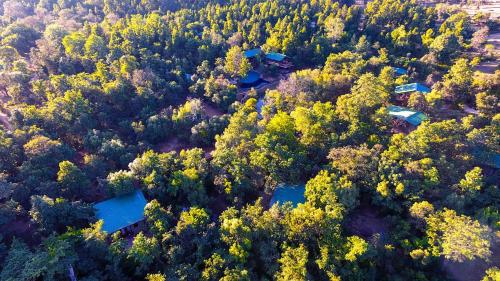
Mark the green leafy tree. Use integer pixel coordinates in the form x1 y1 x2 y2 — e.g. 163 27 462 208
224 46 252 78
426 209 492 262
57 160 90 199
106 170 135 196
276 244 309 281
128 232 161 276
29 195 94 233
250 112 306 185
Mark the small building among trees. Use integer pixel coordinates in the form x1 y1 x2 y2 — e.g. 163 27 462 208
394 82 431 104
392 67 407 76
387 105 428 129
265 52 292 69
395 83 431 95
270 184 305 208
239 70 264 88
244 48 262 59
94 189 148 234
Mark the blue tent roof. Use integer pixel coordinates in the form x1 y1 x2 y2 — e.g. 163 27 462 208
240 70 261 84
395 83 431 94
270 184 305 207
95 190 147 234
393 67 407 76
244 48 262 58
266 52 287 62
387 105 428 126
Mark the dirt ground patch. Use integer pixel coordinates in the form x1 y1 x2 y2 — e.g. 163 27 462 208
0 112 12 131
344 205 390 244
443 239 500 281
459 2 500 19
476 32 500 74
3 218 41 246
202 101 224 118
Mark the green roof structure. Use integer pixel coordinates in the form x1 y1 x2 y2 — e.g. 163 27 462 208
270 184 305 207
265 52 287 62
244 48 262 58
94 190 147 234
387 105 428 126
395 83 430 94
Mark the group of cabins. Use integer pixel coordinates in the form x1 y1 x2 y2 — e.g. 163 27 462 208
389 67 431 130
239 48 292 88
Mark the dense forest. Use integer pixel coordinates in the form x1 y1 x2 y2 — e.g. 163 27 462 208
0 0 498 280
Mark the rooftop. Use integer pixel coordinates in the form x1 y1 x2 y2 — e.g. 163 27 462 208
392 67 407 76
395 83 431 94
244 48 262 58
387 105 428 126
94 189 147 234
266 52 287 62
240 70 261 84
270 184 305 207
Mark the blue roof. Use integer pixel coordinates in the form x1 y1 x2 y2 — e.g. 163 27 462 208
240 70 261 84
244 48 262 58
270 184 305 207
387 105 428 126
393 67 407 76
395 83 431 94
94 190 147 234
266 52 287 62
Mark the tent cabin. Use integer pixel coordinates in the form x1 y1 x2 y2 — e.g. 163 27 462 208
392 67 407 76
240 70 264 88
244 48 262 59
94 189 148 234
244 48 262 67
394 83 431 104
387 105 428 129
395 83 431 94
265 52 292 69
270 184 305 208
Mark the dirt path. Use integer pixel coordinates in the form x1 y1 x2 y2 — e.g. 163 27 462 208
459 2 500 19
476 32 500 74
344 205 390 245
0 112 12 131
202 101 224 118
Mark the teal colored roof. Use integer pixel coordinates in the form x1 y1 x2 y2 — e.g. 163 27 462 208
94 190 147 234
240 70 261 84
266 52 287 62
395 83 430 94
392 67 407 76
387 105 428 126
270 184 305 207
244 48 262 58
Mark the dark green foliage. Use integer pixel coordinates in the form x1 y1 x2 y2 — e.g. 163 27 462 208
0 0 497 280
